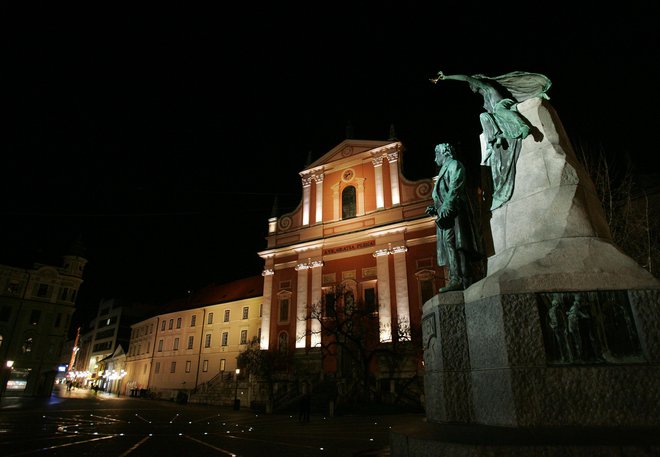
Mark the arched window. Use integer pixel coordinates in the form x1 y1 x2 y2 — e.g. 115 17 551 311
342 186 356 219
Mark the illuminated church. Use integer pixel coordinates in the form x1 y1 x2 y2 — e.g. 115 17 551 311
258 139 446 383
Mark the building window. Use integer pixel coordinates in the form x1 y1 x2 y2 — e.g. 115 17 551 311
54 313 62 327
168 319 174 330
202 360 209 372
364 286 377 314
36 283 50 298
29 309 41 326
191 315 196 327
279 298 290 322
185 361 191 373
204 334 211 348
208 313 214 325
173 338 179 350
147 341 150 353
221 332 228 346
324 290 336 317
259 303 263 317
240 330 247 344
143 364 147 374
155 362 160 374
161 321 166 331
158 339 163 352
415 270 436 307
170 362 176 373
258 327 261 343
176 318 182 329
60 287 69 300
187 335 194 349
242 307 249 319
7 281 20 295
224 310 230 322
220 359 226 372
22 337 33 353
342 185 357 219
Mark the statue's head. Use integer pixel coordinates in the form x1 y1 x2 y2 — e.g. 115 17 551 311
434 143 455 158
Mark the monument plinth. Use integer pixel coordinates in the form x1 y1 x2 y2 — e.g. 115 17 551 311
392 94 660 456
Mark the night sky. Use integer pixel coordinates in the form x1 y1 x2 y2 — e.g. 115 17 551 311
3 3 659 329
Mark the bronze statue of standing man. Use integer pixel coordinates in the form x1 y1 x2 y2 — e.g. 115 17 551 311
426 143 480 292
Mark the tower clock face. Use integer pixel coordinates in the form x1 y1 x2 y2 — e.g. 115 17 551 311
342 169 354 182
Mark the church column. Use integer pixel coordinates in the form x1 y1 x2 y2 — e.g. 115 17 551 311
392 245 410 340
373 248 392 342
387 151 401 206
310 264 323 347
260 264 274 349
372 155 385 209
314 173 324 224
295 262 309 348
301 176 312 226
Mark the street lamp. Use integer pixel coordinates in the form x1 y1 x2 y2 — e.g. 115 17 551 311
233 368 240 410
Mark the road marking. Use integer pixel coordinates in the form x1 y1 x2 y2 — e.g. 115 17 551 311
117 436 150 457
3 435 114 456
185 435 237 456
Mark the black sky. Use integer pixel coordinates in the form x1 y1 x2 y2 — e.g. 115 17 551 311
2 2 659 328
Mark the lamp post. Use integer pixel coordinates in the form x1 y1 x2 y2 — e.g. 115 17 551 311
233 368 240 410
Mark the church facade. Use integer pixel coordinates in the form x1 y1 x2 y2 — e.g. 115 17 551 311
258 139 444 388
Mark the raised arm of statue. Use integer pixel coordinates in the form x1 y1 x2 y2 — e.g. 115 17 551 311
430 70 551 210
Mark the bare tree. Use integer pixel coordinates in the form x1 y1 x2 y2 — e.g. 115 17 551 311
577 142 658 276
304 284 422 408
237 337 291 410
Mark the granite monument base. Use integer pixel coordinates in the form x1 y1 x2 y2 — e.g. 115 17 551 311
391 288 660 456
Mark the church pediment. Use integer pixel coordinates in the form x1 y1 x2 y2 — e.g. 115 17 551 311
304 139 399 173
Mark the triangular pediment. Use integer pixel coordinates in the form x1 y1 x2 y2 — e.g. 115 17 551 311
304 139 398 172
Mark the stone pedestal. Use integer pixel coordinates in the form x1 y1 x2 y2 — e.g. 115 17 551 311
392 98 660 456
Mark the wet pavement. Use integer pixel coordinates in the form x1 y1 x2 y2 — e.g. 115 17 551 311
0 385 423 456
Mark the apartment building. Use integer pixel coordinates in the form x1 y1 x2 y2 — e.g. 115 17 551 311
0 245 86 397
124 275 263 398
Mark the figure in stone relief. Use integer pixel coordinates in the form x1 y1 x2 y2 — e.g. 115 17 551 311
567 295 588 360
548 295 572 362
431 71 551 210
425 143 480 292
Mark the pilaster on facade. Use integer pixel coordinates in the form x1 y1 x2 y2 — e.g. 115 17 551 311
375 253 392 343
295 267 308 348
392 249 411 340
301 176 312 226
313 173 324 224
261 273 273 350
386 150 401 206
372 155 385 209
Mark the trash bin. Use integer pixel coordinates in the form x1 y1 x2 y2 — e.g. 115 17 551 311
233 399 240 410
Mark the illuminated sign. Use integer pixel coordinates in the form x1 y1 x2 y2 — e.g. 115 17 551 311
323 240 375 255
